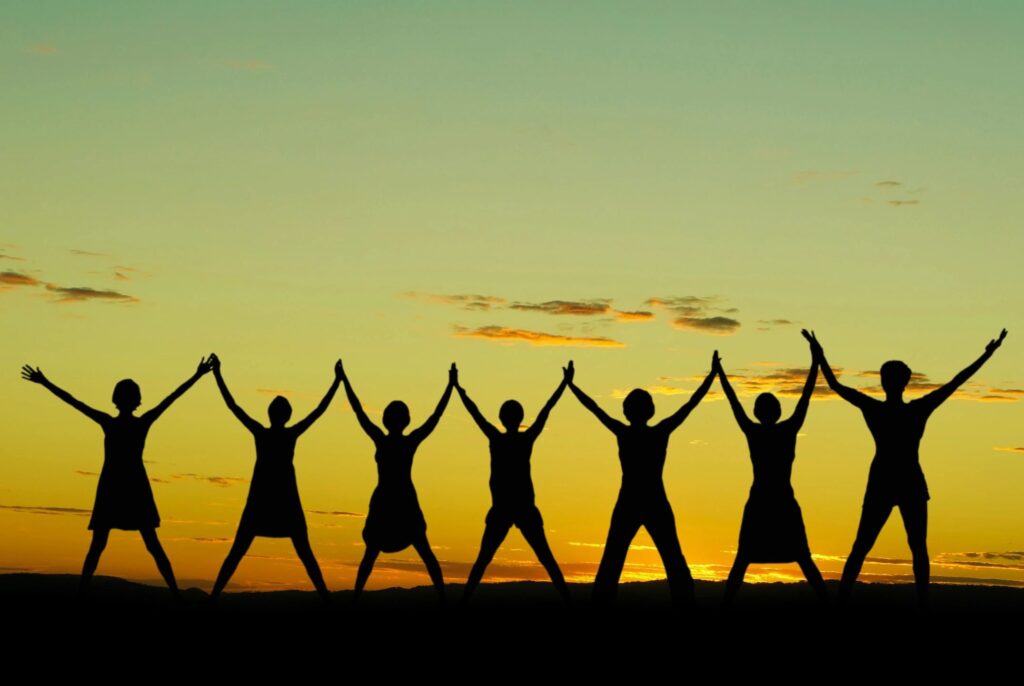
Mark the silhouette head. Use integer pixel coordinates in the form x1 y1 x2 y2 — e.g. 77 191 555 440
623 389 655 425
268 396 292 427
112 379 141 413
383 401 410 433
880 360 912 395
498 400 524 432
753 393 782 425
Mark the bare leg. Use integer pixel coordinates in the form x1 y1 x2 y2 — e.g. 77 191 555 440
797 555 829 604
592 502 641 607
291 533 330 600
899 499 929 609
723 554 749 608
520 521 572 605
838 501 893 605
412 535 446 605
645 500 696 608
140 528 180 598
352 546 380 603
462 519 511 603
211 531 256 599
80 529 110 595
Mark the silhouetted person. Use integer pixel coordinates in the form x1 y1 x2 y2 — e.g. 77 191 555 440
716 342 828 607
343 361 455 604
456 370 572 604
806 328 1007 608
567 356 718 607
208 355 340 601
21 358 213 598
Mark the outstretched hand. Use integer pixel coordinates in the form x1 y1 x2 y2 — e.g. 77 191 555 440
562 360 575 385
449 363 458 387
207 353 221 373
335 359 345 380
986 329 1008 354
196 355 215 377
21 365 45 384
802 329 823 357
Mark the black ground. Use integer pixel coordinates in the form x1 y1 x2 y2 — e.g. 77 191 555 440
3 574 1018 675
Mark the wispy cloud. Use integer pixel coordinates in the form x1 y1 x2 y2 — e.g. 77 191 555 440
993 446 1024 454
887 199 920 207
0 504 90 516
453 325 624 348
757 319 798 331
45 284 139 304
0 271 40 287
307 509 366 518
30 44 58 56
169 473 248 488
614 310 654 322
647 296 741 336
509 299 612 316
0 253 25 262
69 249 108 258
875 180 903 187
73 470 99 477
404 292 507 311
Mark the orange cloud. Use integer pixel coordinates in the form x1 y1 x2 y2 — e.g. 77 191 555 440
0 271 40 287
614 310 654 322
453 325 624 348
674 316 741 335
509 299 611 316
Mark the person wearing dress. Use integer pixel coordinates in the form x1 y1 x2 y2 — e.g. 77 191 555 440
342 361 454 604
208 354 341 601
716 340 827 606
566 356 717 608
455 367 571 605
21 358 213 597
806 328 1007 608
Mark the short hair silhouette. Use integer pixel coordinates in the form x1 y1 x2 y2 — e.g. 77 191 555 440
880 360 912 393
498 400 524 431
382 401 410 432
112 379 141 411
753 393 782 425
622 389 655 424
268 396 292 426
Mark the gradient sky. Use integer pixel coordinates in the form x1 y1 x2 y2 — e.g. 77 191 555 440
2 3 1022 591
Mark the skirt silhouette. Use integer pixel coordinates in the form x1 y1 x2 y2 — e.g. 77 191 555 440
362 484 427 553
736 490 811 563
89 462 160 531
238 463 307 538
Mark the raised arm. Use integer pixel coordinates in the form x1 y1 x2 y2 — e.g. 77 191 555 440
787 352 819 430
21 365 109 424
715 355 753 432
142 356 213 423
565 362 625 434
658 350 719 433
210 355 263 433
409 364 457 443
291 360 343 436
339 361 385 443
455 380 500 440
524 375 568 440
920 329 1007 412
803 330 873 410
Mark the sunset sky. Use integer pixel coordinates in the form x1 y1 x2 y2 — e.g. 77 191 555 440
2 3 1022 592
